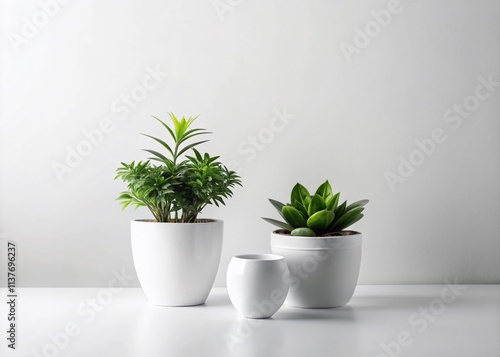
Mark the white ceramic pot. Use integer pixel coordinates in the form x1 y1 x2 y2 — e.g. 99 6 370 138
270 231 362 308
226 254 289 319
131 219 223 306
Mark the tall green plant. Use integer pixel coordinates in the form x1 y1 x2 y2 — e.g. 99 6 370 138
115 113 241 223
263 180 368 236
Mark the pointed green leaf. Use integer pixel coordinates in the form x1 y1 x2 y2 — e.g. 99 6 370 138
331 207 364 232
315 180 332 200
152 115 176 142
282 205 307 228
117 192 132 200
178 128 210 145
335 200 347 217
176 116 188 139
293 200 308 218
269 199 286 219
192 147 203 161
336 213 364 231
141 134 174 156
345 199 369 212
307 209 335 231
142 149 168 162
262 217 294 231
176 140 210 157
290 183 311 208
308 194 326 216
326 192 340 211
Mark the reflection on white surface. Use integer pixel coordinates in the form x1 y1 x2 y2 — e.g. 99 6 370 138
1 286 499 357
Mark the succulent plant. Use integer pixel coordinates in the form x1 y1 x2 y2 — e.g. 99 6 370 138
263 180 368 236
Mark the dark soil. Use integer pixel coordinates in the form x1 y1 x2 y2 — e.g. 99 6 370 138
274 229 359 237
135 219 217 223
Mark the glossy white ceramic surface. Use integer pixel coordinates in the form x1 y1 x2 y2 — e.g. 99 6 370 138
131 219 223 306
271 231 362 308
227 253 289 318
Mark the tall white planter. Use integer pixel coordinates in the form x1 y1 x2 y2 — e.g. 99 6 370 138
131 219 223 306
270 231 361 308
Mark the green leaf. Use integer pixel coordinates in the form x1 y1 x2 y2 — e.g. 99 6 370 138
178 116 194 138
293 200 308 218
345 199 369 212
176 140 210 157
291 183 311 208
337 213 364 231
282 205 307 228
331 207 364 232
152 115 176 142
307 209 335 232
192 148 204 161
308 194 326 216
178 128 210 146
335 200 347 217
141 134 174 157
291 227 316 237
269 199 286 219
315 180 332 200
172 115 184 138
262 217 294 231
116 192 131 199
142 149 168 162
326 192 340 211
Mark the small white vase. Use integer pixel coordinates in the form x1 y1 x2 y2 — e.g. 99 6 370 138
226 254 289 319
131 219 223 306
271 231 362 308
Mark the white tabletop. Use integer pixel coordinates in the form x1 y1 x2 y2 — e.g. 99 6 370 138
2 285 499 357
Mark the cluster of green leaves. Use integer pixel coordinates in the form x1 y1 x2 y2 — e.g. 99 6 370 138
263 181 368 236
115 114 241 223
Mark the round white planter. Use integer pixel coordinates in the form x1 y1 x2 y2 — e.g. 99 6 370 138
131 219 223 306
226 254 289 319
270 230 362 308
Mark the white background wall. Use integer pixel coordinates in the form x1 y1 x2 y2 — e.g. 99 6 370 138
1 0 499 287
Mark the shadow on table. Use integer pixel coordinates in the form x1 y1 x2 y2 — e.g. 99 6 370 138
203 292 232 307
276 305 357 321
350 294 436 312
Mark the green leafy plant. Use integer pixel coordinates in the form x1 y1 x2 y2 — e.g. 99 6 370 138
263 180 368 236
115 113 241 223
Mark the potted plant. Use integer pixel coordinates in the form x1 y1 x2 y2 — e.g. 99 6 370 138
115 113 241 306
263 180 368 308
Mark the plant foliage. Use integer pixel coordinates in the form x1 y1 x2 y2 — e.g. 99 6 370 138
262 180 368 236
115 113 241 222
